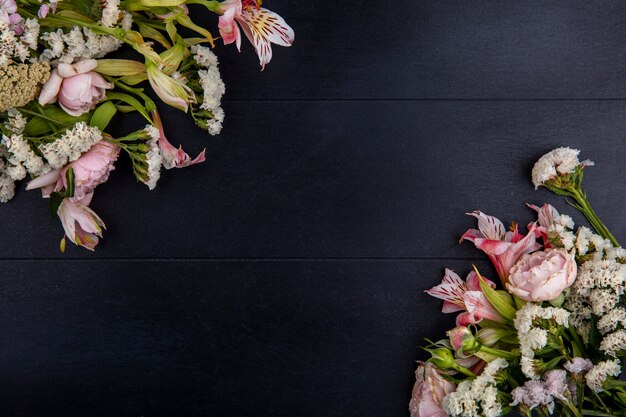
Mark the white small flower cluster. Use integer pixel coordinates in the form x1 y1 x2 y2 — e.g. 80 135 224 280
2 133 49 180
192 45 225 136
514 303 569 378
0 161 15 202
39 122 103 168
443 358 507 417
142 124 162 190
566 256 626 352
531 147 594 189
3 108 27 134
100 0 121 28
0 17 40 67
547 212 626 354
40 15 132 64
585 359 621 393
510 369 569 414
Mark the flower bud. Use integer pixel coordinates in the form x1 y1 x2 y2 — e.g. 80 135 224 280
447 326 480 356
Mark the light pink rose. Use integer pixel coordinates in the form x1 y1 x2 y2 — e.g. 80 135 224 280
506 248 577 302
409 362 455 417
26 141 119 204
39 60 112 116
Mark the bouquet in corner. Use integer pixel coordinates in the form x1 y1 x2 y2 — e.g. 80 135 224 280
0 0 294 251
410 148 626 417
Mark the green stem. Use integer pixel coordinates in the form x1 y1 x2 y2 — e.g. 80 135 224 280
17 109 64 125
479 345 519 360
582 411 619 417
571 188 620 247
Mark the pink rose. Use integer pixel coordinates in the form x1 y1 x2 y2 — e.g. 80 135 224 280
409 362 455 417
26 141 119 205
39 60 112 116
506 248 577 302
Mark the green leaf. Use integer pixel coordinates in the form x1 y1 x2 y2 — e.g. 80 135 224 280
105 92 152 123
473 265 517 321
138 22 171 48
23 117 52 136
166 21 177 42
65 167 75 198
90 102 118 131
119 74 149 85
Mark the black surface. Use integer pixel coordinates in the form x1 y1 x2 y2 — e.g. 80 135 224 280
3 1 626 416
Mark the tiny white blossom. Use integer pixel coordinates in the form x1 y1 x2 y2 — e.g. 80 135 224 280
586 360 621 393
531 147 593 189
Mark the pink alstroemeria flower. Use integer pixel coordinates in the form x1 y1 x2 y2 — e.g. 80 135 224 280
151 110 205 169
217 0 294 69
460 211 541 285
426 269 505 326
57 199 105 251
527 203 560 247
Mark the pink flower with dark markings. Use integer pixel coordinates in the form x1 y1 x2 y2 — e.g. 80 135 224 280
217 0 294 69
152 110 205 169
461 211 541 285
426 269 504 326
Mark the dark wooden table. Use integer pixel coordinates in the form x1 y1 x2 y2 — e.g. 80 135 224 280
2 1 626 416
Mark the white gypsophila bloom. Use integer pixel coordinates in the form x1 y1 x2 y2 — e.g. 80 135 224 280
576 226 593 256
531 147 593 189
600 330 626 357
574 259 626 297
0 172 14 202
2 134 49 176
100 0 121 27
586 359 621 393
524 328 548 357
60 26 86 63
564 358 593 374
120 12 133 30
555 214 575 230
191 44 219 68
39 29 65 60
198 67 225 111
606 246 626 262
0 20 36 65
521 356 540 379
589 289 620 317
5 162 25 180
144 124 159 141
20 18 40 50
4 108 27 134
598 308 626 334
143 125 161 190
443 358 506 417
39 122 103 168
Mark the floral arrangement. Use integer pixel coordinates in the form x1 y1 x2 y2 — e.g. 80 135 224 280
410 148 626 417
0 0 294 251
